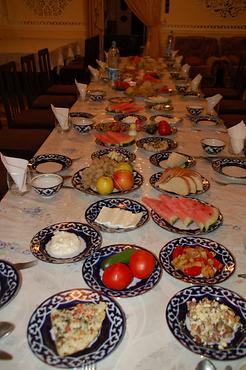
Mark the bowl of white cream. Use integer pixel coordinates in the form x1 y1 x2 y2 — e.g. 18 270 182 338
46 230 85 258
31 173 63 198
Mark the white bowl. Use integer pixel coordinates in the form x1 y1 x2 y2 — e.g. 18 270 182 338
31 174 63 197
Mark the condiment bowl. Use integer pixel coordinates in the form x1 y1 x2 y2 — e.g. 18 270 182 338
201 138 226 155
87 89 106 102
175 82 189 94
72 118 94 134
31 174 64 198
186 105 204 116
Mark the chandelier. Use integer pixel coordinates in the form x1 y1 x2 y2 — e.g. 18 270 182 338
200 0 246 17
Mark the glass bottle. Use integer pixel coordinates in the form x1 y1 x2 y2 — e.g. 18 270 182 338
108 41 120 69
166 31 174 58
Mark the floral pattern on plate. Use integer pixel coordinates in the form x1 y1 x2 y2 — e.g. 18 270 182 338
136 137 177 152
30 222 102 264
27 288 125 368
0 260 20 309
149 172 210 195
72 169 143 196
149 151 195 168
166 285 246 360
82 244 162 298
212 158 246 181
85 197 149 233
159 236 235 284
29 154 72 173
91 147 136 162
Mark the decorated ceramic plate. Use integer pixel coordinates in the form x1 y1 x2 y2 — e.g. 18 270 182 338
30 222 102 264
85 197 149 233
159 236 235 284
29 154 72 174
114 113 147 124
166 285 246 360
94 121 130 133
0 260 20 310
136 137 177 152
212 158 246 182
150 198 223 235
150 115 183 125
91 147 136 162
182 91 202 99
149 104 174 113
72 168 143 196
27 288 125 368
144 96 171 105
95 136 136 148
82 244 162 298
149 151 195 168
194 114 223 127
108 96 134 104
149 172 210 195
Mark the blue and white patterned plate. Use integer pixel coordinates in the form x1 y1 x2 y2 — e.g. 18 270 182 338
0 260 20 310
114 113 147 123
166 285 246 360
150 198 223 235
194 114 223 127
30 222 102 264
149 172 210 195
159 236 235 284
82 244 162 298
136 136 177 152
91 147 136 162
149 151 195 168
85 197 149 233
27 288 125 368
212 158 246 181
29 154 72 173
72 168 143 196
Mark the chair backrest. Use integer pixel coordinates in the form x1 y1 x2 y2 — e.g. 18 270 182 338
38 48 54 89
0 62 25 127
84 35 100 68
21 53 42 107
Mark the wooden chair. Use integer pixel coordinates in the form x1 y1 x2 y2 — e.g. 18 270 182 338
21 54 76 109
38 48 77 96
0 159 7 199
0 62 54 129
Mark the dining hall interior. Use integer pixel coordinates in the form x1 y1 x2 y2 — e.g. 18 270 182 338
0 1 245 370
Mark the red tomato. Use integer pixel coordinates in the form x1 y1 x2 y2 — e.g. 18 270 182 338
183 266 202 276
158 120 172 136
129 250 155 279
102 263 133 290
172 245 183 259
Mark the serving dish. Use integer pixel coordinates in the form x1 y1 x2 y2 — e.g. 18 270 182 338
150 115 183 125
30 222 102 264
85 197 149 232
212 158 246 182
27 288 125 367
149 151 195 168
159 236 235 284
136 137 177 152
0 260 20 310
91 147 136 162
82 244 162 298
94 121 130 133
72 168 143 196
29 154 72 174
166 285 246 360
194 114 223 127
108 96 134 104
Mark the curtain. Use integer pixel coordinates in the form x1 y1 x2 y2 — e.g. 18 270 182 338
125 0 162 58
87 0 104 59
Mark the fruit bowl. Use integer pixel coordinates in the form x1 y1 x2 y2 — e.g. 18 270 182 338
201 138 226 155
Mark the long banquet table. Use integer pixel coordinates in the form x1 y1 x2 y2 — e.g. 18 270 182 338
0 72 245 370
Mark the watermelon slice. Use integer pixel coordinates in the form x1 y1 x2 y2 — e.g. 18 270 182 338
142 196 178 225
159 194 193 226
95 131 135 147
95 133 112 144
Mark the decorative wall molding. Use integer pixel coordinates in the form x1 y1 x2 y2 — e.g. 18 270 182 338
9 20 83 26
163 23 246 30
24 0 73 17
199 0 246 18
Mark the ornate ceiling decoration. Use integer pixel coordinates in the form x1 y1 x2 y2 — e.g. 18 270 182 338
200 0 246 17
24 0 73 17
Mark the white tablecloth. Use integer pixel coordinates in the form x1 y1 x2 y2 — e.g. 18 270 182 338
0 76 245 370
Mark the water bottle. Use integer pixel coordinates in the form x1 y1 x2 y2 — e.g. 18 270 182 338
108 41 120 68
108 41 120 82
165 31 174 58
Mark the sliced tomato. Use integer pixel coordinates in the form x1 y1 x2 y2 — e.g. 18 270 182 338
183 265 202 276
172 245 184 259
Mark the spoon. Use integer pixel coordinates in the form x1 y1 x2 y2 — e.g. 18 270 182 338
195 359 217 370
0 322 15 340
0 349 12 360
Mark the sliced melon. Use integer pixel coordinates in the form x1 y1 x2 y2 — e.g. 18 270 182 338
142 196 178 225
160 194 193 226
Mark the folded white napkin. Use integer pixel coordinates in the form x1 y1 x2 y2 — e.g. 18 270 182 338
171 50 179 58
67 47 74 59
191 74 202 92
96 59 107 71
88 65 99 81
75 79 87 101
51 104 69 130
175 55 183 69
206 94 223 115
57 51 64 69
1 153 28 192
181 63 190 78
228 120 246 154
76 43 81 56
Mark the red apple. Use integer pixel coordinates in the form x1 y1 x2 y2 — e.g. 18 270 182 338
113 170 134 191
